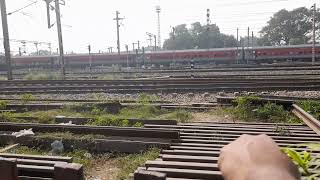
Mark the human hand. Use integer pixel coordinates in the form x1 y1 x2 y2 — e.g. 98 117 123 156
218 134 300 180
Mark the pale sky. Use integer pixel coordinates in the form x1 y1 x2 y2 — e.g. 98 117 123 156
1 0 315 54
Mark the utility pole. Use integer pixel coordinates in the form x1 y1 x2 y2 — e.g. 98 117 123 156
35 42 39 55
247 27 250 64
154 35 157 51
0 0 12 80
88 45 92 79
156 6 161 48
146 32 156 51
252 31 254 47
132 43 136 52
137 41 140 50
125 45 129 68
312 3 316 65
48 43 52 55
206 9 211 49
53 0 66 79
247 27 250 48
236 28 239 64
114 11 124 55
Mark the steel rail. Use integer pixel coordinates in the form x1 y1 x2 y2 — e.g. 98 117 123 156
292 104 320 136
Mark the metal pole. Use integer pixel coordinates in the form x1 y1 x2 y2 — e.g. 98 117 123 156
236 28 239 64
247 27 250 64
247 27 250 48
49 43 52 55
114 11 124 55
88 45 92 79
137 41 140 50
312 3 316 65
125 45 129 68
55 0 65 79
35 42 39 55
0 0 12 80
154 35 157 51
252 31 254 47
116 11 120 55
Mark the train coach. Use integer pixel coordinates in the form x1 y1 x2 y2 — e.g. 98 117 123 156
2 44 320 69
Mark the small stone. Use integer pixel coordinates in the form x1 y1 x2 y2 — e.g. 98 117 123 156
187 93 194 97
218 92 225 96
203 92 210 98
125 94 131 98
233 92 240 96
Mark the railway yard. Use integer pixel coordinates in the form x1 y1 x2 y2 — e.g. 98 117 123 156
0 64 319 180
2 1 320 179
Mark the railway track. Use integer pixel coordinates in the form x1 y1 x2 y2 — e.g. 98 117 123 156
1 78 320 94
134 105 320 180
6 64 320 76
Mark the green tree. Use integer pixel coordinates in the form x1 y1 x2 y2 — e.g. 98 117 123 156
260 7 317 45
163 22 237 50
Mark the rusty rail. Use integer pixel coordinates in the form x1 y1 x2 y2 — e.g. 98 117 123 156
292 104 320 136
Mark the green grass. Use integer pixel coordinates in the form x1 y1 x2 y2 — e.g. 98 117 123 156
37 132 108 141
0 76 7 80
0 100 8 109
115 148 160 180
227 96 301 123
162 109 193 123
282 144 320 179
7 145 104 174
23 73 61 80
4 95 192 126
298 100 320 119
7 146 44 155
7 145 160 179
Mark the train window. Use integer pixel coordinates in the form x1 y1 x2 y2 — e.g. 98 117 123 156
299 52 303 54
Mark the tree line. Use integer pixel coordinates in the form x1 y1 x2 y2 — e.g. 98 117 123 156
163 7 320 50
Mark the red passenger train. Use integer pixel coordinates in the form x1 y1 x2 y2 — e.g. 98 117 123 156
2 44 320 68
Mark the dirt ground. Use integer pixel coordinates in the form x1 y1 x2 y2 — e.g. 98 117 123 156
86 159 120 180
191 111 236 123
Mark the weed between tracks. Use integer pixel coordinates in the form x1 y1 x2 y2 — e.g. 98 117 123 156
298 100 320 120
282 144 320 180
6 145 159 179
222 96 301 123
115 148 160 180
1 94 193 125
23 73 62 80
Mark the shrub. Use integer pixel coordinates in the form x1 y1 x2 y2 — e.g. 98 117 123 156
23 73 61 80
166 109 193 123
133 122 143 127
0 100 8 110
282 144 320 179
91 115 130 127
116 148 160 180
21 93 35 105
255 102 288 123
298 100 320 119
230 96 297 123
232 96 260 120
119 106 162 119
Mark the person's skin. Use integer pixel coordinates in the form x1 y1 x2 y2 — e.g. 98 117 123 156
218 134 301 180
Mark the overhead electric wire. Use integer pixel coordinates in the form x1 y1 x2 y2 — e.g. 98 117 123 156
7 0 37 16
